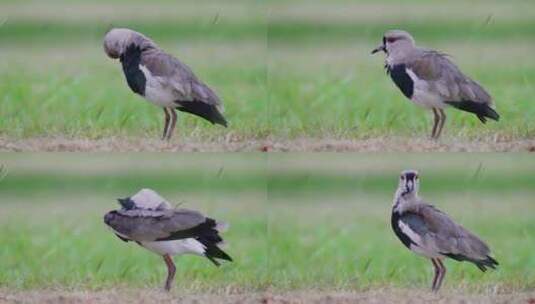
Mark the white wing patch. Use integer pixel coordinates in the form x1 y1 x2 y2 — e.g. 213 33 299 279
398 220 423 246
399 220 442 258
138 64 178 107
405 68 446 109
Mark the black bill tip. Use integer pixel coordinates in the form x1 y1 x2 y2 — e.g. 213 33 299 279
371 45 385 55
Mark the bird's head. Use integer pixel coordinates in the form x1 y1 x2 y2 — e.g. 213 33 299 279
103 210 121 228
371 30 415 56
398 169 420 197
103 28 156 59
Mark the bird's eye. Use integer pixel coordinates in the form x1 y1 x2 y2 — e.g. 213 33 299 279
415 175 419 180
386 37 397 43
400 175 405 179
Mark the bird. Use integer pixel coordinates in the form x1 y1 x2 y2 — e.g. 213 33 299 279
103 28 228 140
371 30 499 139
391 170 498 291
103 188 232 291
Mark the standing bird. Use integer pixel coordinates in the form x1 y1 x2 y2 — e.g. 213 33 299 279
371 30 499 139
103 28 228 140
104 189 232 291
391 170 498 291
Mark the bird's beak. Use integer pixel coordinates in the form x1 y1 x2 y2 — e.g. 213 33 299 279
371 44 385 55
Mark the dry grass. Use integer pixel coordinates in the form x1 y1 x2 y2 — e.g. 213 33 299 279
2 136 535 152
266 137 535 152
1 288 533 304
0 136 267 152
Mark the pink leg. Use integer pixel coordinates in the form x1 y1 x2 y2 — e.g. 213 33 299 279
431 108 439 139
431 258 441 291
166 109 177 141
162 108 171 140
435 109 446 139
163 254 176 291
435 259 447 291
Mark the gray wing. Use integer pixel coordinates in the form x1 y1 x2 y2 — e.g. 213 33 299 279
407 50 492 105
141 49 222 107
104 208 206 242
404 203 492 261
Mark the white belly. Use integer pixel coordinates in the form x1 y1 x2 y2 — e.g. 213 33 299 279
410 243 443 259
140 238 206 257
411 88 446 109
139 65 178 108
406 69 446 109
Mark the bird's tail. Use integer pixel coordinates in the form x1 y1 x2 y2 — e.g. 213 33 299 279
443 252 498 272
445 100 500 123
475 255 499 272
176 101 228 127
194 218 232 266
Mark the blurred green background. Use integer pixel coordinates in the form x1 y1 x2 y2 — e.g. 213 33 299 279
1 153 534 291
1 0 534 143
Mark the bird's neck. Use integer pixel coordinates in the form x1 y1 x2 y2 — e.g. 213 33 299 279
386 47 415 67
393 190 418 213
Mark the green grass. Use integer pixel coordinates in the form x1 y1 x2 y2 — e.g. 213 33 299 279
1 0 534 142
265 154 535 291
1 154 534 291
0 0 268 140
267 0 535 139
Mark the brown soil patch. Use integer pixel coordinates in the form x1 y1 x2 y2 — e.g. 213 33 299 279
2 136 535 152
1 289 533 304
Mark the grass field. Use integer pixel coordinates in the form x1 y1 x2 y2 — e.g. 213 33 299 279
0 154 269 292
266 154 535 293
1 154 534 302
0 0 268 143
268 0 535 142
1 0 535 151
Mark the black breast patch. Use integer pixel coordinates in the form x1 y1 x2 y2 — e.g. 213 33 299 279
391 210 416 249
387 64 414 99
120 44 146 96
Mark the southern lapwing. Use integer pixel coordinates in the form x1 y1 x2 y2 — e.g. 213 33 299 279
103 28 228 140
103 189 232 291
372 30 500 139
391 170 498 291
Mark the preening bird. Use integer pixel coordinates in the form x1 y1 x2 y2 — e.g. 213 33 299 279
391 170 498 291
372 30 499 139
103 28 228 140
104 189 232 291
